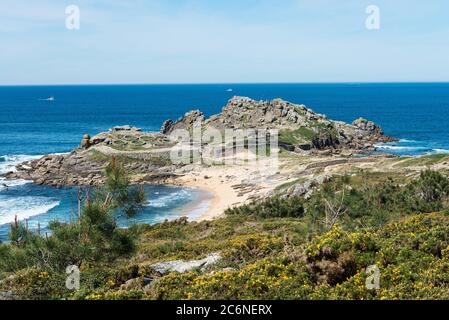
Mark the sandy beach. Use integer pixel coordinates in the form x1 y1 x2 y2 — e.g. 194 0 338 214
173 157 285 222
179 175 244 222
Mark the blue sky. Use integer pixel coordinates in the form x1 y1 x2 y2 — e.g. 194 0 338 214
0 0 448 84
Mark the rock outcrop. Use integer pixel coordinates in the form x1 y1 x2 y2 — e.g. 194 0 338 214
283 173 333 199
352 118 384 136
160 120 174 134
4 151 105 187
162 96 396 152
3 128 178 187
147 252 221 274
162 110 205 134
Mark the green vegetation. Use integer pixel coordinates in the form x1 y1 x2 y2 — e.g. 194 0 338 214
275 178 303 192
306 170 449 231
147 170 449 300
395 153 449 168
228 170 449 232
109 134 147 151
106 133 176 152
279 127 316 145
88 150 143 164
88 149 171 167
279 123 339 149
101 158 146 217
150 212 449 300
0 158 146 299
2 165 449 300
227 196 305 218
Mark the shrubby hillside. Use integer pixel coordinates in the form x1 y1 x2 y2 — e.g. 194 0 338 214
2 160 449 300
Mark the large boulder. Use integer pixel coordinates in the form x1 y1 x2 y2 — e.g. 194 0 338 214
147 252 221 274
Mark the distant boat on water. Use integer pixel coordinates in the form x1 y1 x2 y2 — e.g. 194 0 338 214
226 88 233 92
39 96 55 101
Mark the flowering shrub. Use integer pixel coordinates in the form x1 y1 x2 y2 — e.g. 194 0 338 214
148 212 449 300
2 268 68 300
149 258 313 300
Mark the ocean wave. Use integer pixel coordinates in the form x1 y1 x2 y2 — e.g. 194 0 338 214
0 155 41 163
0 154 42 174
374 144 426 151
0 196 60 225
375 142 449 157
0 178 31 190
429 149 449 155
146 189 192 208
48 152 69 156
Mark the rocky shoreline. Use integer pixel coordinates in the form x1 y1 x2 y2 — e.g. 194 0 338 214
1 96 397 188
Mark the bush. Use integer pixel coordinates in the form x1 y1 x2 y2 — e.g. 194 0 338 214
226 196 305 218
147 212 449 300
306 170 449 231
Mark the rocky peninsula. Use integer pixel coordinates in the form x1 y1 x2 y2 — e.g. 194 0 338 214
2 96 399 220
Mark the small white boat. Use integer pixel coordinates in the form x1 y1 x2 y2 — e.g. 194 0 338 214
39 96 55 101
226 88 233 92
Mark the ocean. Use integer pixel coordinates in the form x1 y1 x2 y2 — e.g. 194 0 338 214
1 83 448 240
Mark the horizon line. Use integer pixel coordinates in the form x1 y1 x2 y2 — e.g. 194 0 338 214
1 81 449 87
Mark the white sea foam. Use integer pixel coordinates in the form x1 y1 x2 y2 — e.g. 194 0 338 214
430 149 449 155
0 178 31 190
146 189 192 208
0 154 42 174
374 144 423 151
0 155 61 229
0 154 42 191
0 196 60 225
375 142 449 157
48 152 69 156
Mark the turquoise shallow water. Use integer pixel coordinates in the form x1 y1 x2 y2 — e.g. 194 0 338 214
0 83 448 240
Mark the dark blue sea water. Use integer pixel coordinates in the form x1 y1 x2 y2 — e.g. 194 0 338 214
0 83 448 240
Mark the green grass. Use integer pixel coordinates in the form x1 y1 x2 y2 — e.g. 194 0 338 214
278 122 339 147
395 154 449 168
110 141 147 151
340 169 411 188
89 148 172 167
279 127 316 145
88 149 112 163
274 178 304 191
